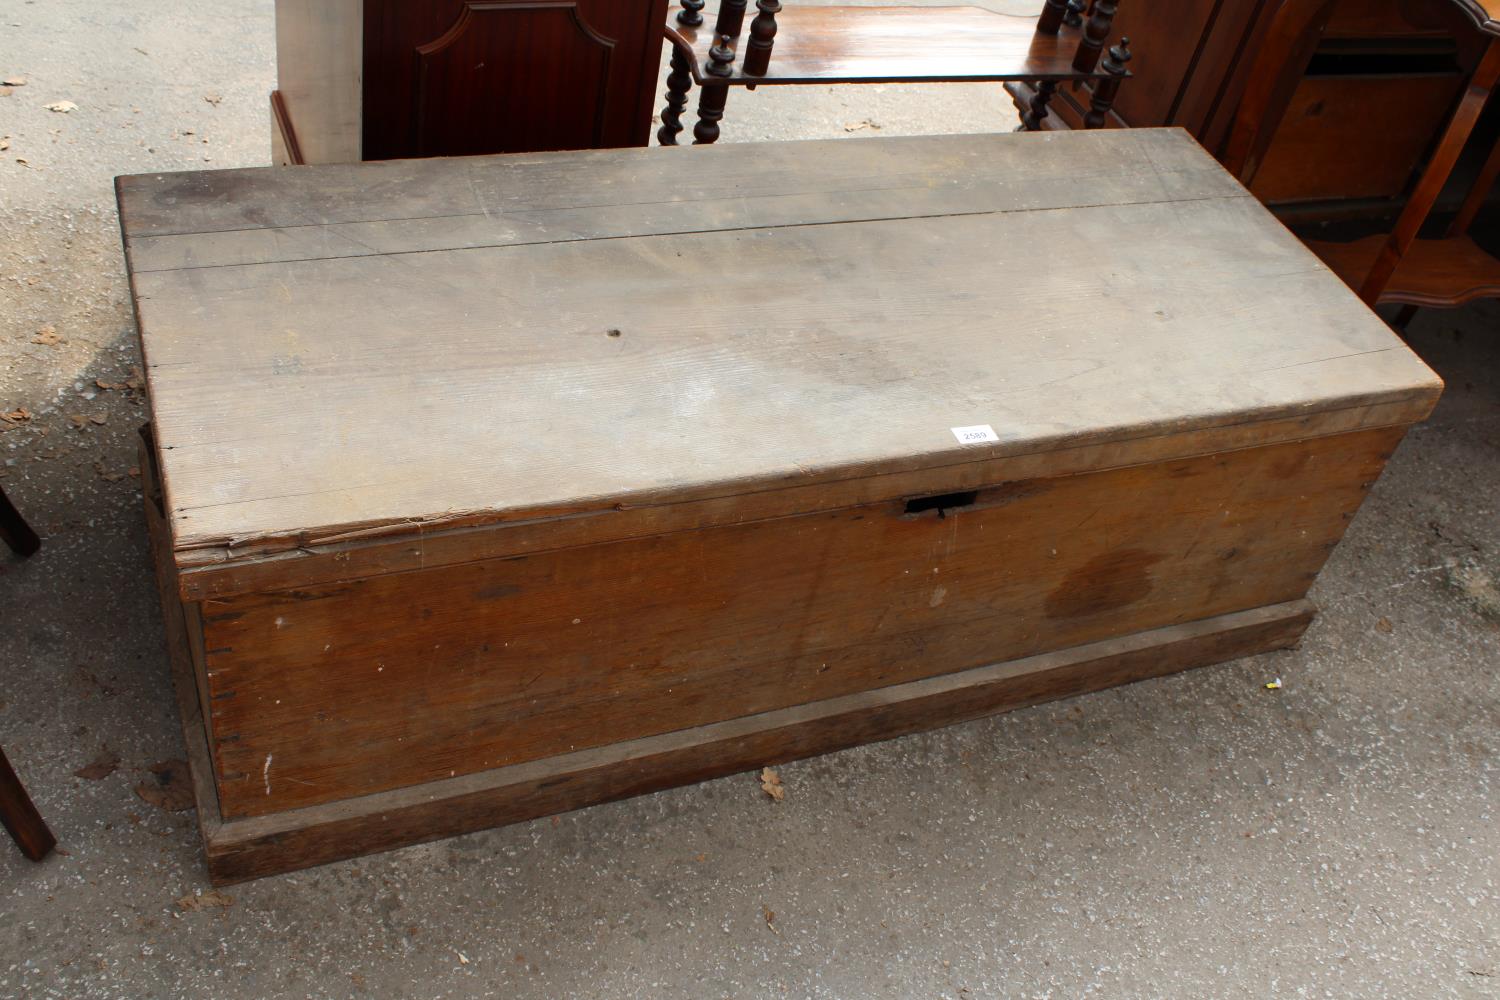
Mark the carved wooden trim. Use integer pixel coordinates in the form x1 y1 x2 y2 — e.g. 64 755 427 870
1448 0 1500 36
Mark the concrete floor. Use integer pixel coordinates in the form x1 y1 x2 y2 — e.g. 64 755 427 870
2 1 1499 997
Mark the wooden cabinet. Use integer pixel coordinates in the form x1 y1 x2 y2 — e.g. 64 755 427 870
1014 0 1484 211
272 0 669 164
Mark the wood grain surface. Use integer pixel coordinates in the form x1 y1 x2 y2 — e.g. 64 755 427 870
115 130 1441 589
199 427 1401 818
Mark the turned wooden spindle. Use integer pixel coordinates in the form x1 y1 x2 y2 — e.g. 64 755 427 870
714 0 750 38
1020 80 1059 131
1036 0 1068 35
693 35 736 144
1084 37 1131 128
677 0 705 27
742 0 782 76
1063 0 1087 29
1073 0 1118 73
706 33 736 77
693 85 730 144
657 46 693 145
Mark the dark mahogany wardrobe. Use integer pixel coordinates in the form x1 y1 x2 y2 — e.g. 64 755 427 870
272 0 669 164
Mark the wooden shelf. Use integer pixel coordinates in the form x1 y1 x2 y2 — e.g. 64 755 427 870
1308 233 1500 307
667 5 1112 86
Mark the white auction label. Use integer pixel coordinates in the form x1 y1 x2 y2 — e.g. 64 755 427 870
951 424 999 445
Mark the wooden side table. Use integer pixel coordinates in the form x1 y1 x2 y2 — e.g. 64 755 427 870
658 1 1134 144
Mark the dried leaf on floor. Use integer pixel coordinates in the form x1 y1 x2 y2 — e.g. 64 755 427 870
1375 616 1394 633
134 759 194 812
89 413 107 425
94 461 126 483
125 366 145 391
2 75 25 87
31 324 62 345
0 137 8 150
843 119 881 132
760 766 784 801
44 100 77 113
2 407 32 427
74 749 121 780
762 904 782 936
176 889 233 911
203 93 222 106
68 414 89 430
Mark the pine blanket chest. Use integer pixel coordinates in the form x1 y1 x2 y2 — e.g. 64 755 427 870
116 129 1441 883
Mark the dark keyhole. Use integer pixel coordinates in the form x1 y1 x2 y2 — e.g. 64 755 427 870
904 490 978 517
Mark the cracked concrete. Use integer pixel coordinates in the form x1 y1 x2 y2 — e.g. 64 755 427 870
2 1 1499 998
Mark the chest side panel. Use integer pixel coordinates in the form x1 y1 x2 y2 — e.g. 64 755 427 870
201 427 1403 819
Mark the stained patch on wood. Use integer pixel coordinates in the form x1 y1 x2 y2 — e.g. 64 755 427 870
1045 548 1162 619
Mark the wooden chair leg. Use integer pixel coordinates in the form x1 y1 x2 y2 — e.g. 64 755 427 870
0 485 40 558
658 45 694 146
1392 304 1420 329
1447 105 1500 238
0 746 55 861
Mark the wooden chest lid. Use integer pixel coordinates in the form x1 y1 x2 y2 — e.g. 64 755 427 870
116 129 1440 596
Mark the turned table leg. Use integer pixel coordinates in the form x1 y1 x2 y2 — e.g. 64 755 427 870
694 33 737 145
658 45 694 146
742 0 781 77
694 84 731 145
1 746 55 861
1083 38 1131 129
1073 0 1118 72
1019 80 1059 131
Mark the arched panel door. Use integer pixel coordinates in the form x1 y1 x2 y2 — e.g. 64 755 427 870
362 0 668 159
